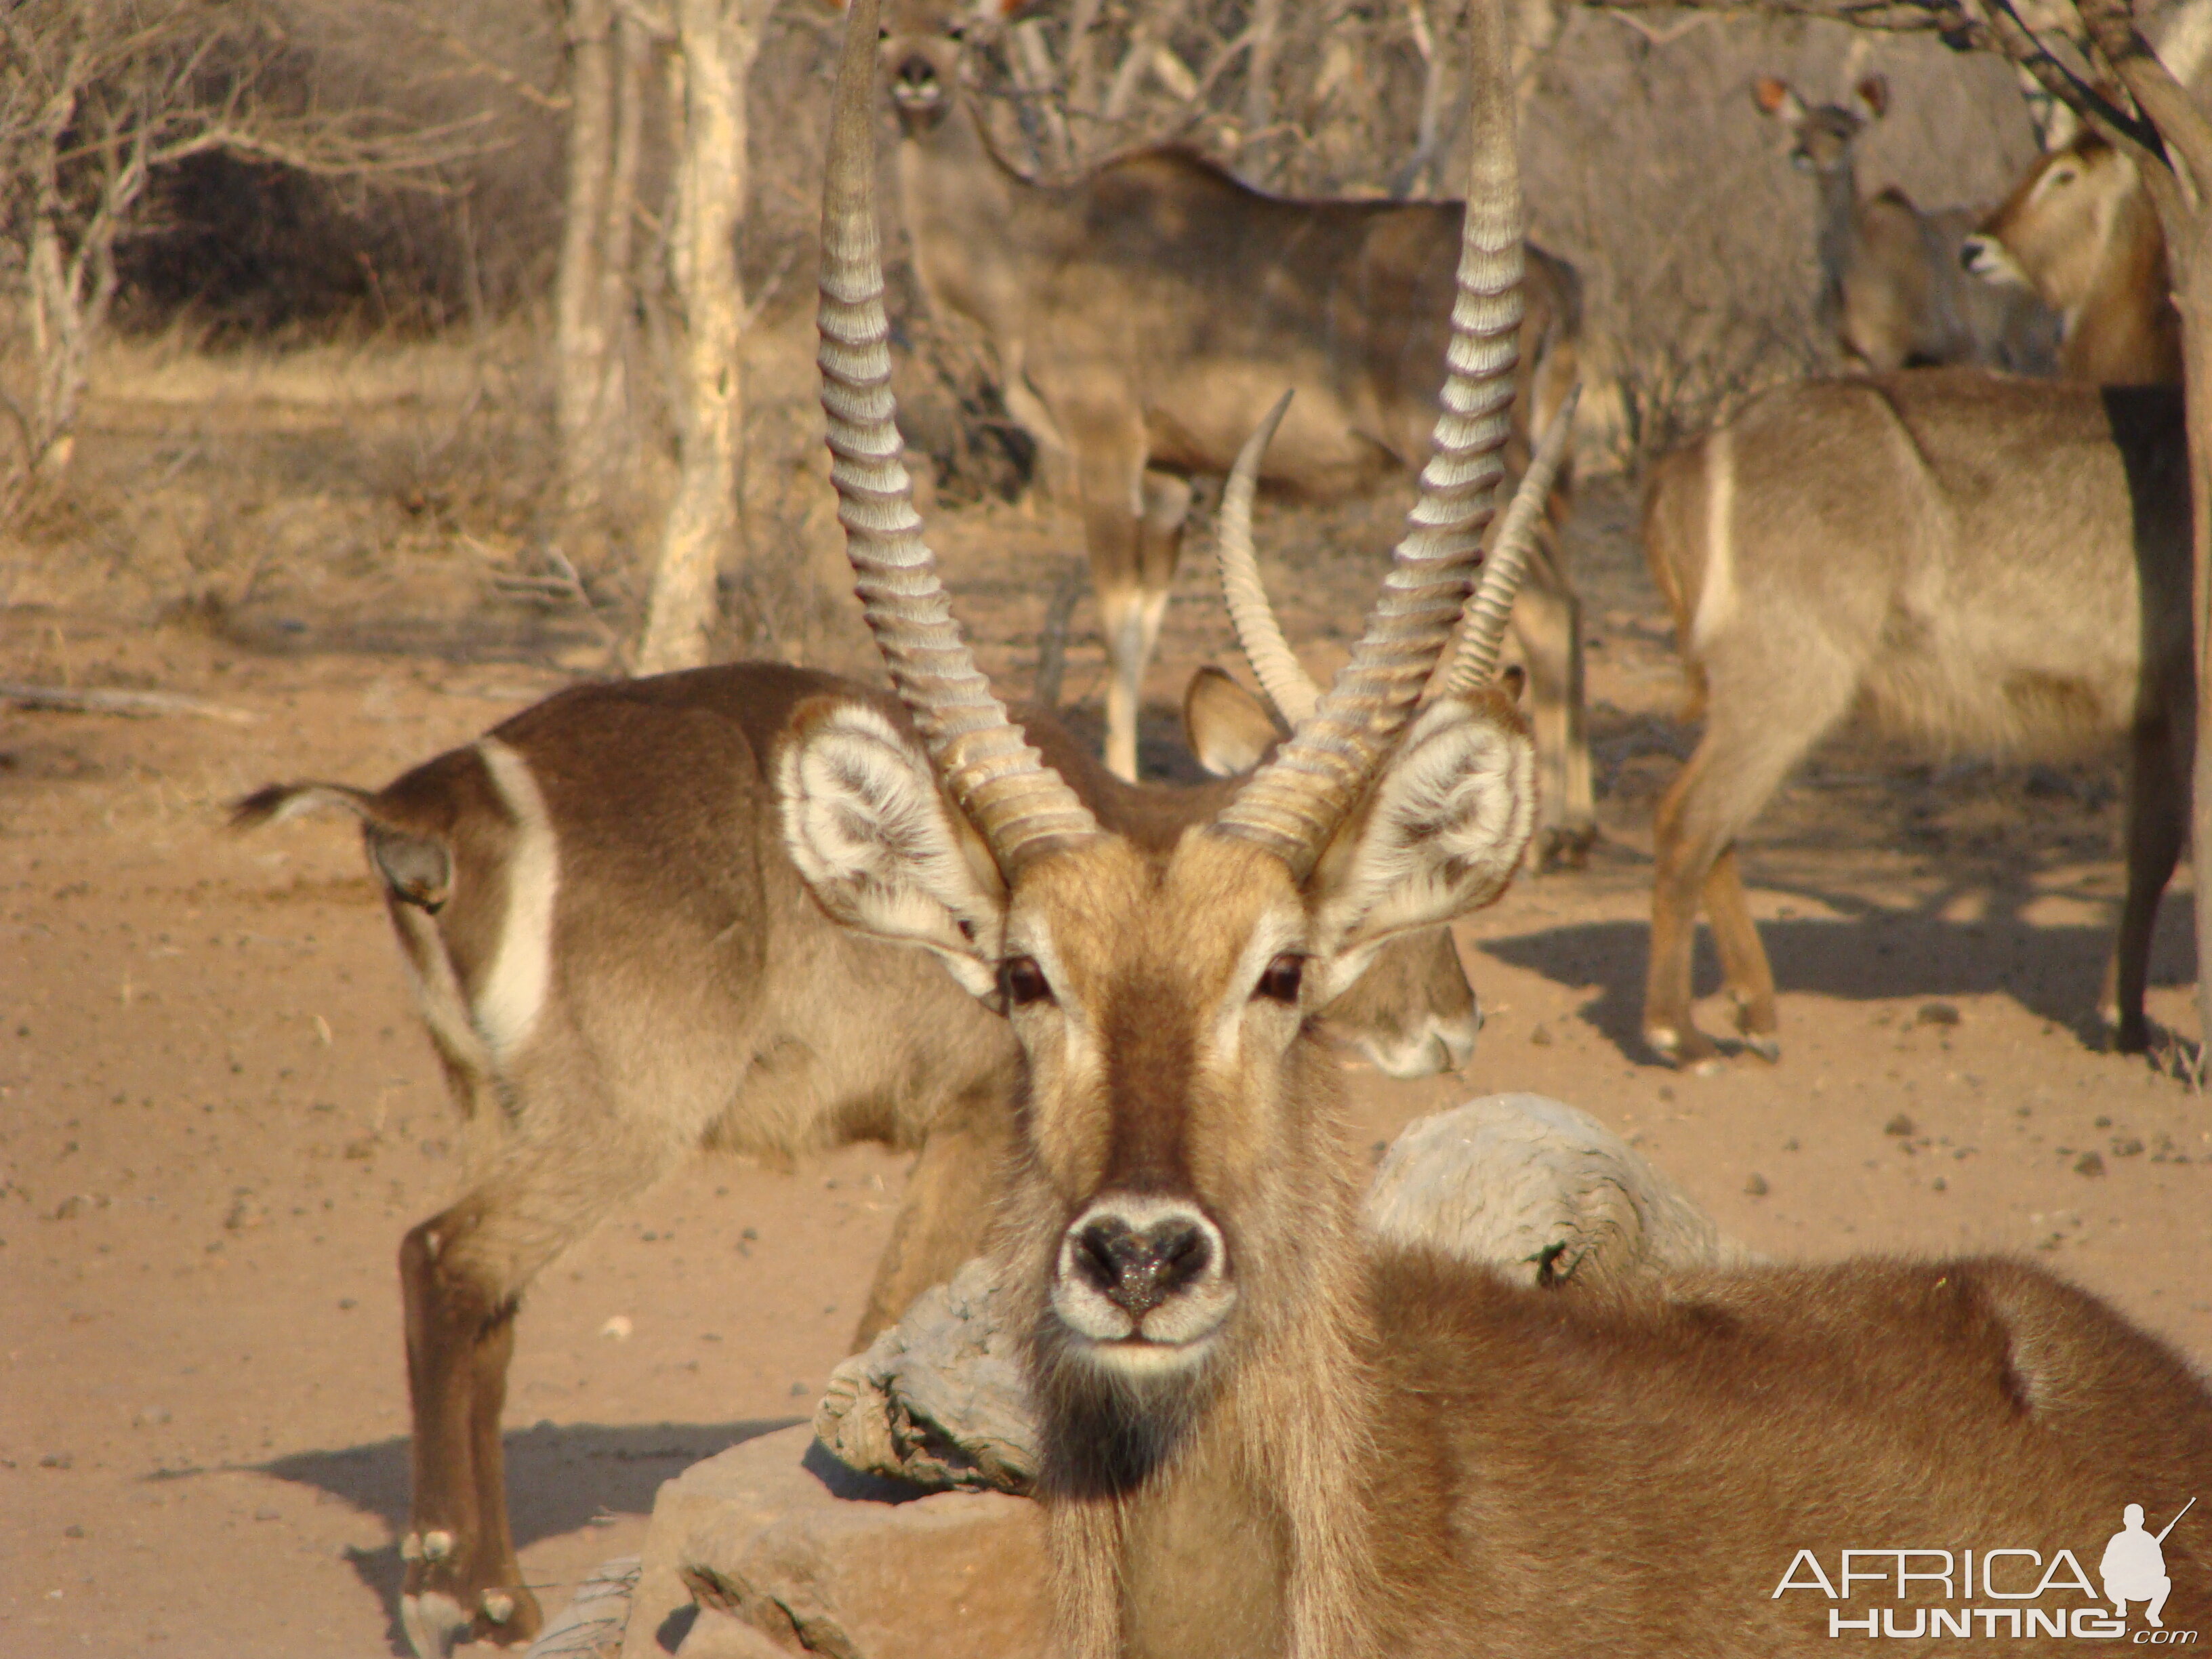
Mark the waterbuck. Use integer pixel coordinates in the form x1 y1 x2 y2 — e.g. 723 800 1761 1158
883 1 1595 870
1963 130 2182 385
1638 368 2190 1065
232 657 1494 1656
1753 73 2057 375
783 7 2212 1654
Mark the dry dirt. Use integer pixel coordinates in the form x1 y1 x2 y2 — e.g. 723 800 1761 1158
4 382 2209 1658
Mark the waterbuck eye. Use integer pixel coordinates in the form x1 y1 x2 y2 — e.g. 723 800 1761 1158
999 955 1052 1006
1255 952 1305 1004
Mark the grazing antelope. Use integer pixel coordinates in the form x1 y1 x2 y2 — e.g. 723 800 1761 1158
1963 131 2182 385
788 9 2212 1656
1639 368 2190 1065
232 655 1498 1654
1753 74 2057 375
884 1 1596 872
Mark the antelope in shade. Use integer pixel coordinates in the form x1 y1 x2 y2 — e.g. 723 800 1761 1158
884 0 1597 871
1963 131 2183 385
787 7 2212 1654
230 652 1500 1655
1753 73 2057 375
1637 368 2190 1066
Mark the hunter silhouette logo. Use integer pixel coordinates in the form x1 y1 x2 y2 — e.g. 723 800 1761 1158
2106 1500 2194 1630
1771 1496 2198 1640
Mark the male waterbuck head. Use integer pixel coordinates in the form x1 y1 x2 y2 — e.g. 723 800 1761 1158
788 0 1527 1391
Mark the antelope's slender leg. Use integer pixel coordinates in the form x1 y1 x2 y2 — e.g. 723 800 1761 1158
1703 846 1778 1058
1512 531 1593 869
397 1142 674 1656
1073 407 1168 781
1645 679 1842 1065
2103 710 2188 1053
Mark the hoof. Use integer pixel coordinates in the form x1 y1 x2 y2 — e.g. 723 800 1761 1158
1643 1023 1718 1069
403 1590 471 1659
1531 824 1597 874
1742 1033 1781 1063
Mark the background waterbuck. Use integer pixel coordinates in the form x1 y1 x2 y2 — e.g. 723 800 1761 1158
1963 130 2184 385
230 659 1488 1656
1753 73 2057 374
882 0 1595 869
1639 368 2190 1065
786 9 2212 1655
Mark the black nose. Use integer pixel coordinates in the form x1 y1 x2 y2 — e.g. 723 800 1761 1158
1073 1215 1211 1317
894 56 936 94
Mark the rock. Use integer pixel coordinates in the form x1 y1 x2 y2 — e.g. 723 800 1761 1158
814 1260 1036 1495
617 1426 1045 1659
527 1556 640 1659
1363 1094 1744 1286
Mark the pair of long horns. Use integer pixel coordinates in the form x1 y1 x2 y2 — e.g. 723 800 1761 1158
817 0 1523 880
1216 383 1580 728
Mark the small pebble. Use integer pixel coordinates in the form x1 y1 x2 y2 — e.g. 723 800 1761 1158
1884 1113 1916 1137
1914 1002 1960 1027
1744 1173 1769 1197
2074 1151 2106 1178
790 1381 810 1397
64 1525 83 1538
1931 1176 1947 1193
1529 1023 1553 1047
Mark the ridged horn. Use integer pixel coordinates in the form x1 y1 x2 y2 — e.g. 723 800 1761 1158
1441 384 1578 698
1213 0 1523 878
817 0 1098 869
1214 390 1320 729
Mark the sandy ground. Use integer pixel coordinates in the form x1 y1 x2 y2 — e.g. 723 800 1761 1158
4 451 2209 1659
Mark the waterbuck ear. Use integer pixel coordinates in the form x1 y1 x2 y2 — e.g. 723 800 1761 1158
777 699 1007 999
1304 689 1534 1000
1752 76 1804 124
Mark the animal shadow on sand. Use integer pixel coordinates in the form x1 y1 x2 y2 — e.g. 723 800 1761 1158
243 1418 799 1655
1482 854 2197 1064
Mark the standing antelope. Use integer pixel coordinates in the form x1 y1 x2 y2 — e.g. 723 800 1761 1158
232 653 1498 1655
884 1 1595 871
788 9 2212 1655
1754 74 2057 375
1639 368 2190 1065
1963 131 2182 385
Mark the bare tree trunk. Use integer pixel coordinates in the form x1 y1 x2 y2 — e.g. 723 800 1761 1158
554 0 616 523
1244 0 1283 159
591 9 651 445
636 0 759 674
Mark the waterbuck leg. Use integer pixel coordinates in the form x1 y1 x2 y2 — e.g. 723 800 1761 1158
1645 744 1724 1066
1703 845 1779 1059
397 1141 672 1655
1646 689 1836 1065
1073 408 1166 782
1512 532 1594 870
2102 711 2188 1054
849 1090 1015 1348
400 1201 516 1658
